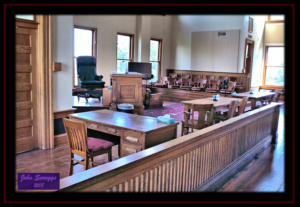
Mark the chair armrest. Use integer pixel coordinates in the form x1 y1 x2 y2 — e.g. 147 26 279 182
95 75 103 81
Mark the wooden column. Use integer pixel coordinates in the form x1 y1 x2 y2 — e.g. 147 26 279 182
36 15 54 149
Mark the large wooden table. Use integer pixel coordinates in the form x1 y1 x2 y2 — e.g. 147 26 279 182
69 110 178 157
181 97 242 134
232 91 275 109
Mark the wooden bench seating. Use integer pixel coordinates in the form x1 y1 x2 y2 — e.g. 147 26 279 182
155 69 250 93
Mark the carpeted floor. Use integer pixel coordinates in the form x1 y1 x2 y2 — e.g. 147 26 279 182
144 103 186 121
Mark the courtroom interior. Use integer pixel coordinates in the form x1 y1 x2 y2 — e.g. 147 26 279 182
14 13 286 193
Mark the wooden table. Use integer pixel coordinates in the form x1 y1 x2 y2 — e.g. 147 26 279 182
181 97 242 134
232 91 275 110
69 110 178 157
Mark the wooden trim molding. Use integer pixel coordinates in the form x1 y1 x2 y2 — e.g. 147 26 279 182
116 33 134 66
36 15 54 149
150 38 162 81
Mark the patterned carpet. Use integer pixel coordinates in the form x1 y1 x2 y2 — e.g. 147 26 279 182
144 103 186 121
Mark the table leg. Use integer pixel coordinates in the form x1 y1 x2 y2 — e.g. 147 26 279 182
182 104 190 135
251 99 256 110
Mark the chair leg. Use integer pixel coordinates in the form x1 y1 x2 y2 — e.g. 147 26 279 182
108 148 112 162
69 153 74 176
84 155 89 171
90 152 94 167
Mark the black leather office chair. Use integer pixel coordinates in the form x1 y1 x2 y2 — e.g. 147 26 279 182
76 56 105 102
77 56 105 89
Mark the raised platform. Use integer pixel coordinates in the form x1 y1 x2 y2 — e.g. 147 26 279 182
151 87 222 102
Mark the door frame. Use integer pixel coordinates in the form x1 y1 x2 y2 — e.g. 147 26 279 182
35 15 54 149
243 38 255 74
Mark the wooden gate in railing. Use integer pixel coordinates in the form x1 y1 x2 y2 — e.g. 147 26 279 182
59 103 281 192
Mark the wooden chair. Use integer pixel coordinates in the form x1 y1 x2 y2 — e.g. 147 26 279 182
182 104 214 135
205 79 220 93
220 81 237 94
272 90 282 102
191 79 207 91
214 100 239 123
63 118 114 176
168 73 179 88
190 74 202 87
218 76 229 90
152 76 168 88
179 74 192 90
237 97 249 115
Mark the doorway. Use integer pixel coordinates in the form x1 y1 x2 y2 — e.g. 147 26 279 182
243 38 255 74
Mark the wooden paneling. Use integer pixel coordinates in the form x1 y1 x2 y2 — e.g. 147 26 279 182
111 73 144 115
16 126 33 139
60 103 282 192
152 87 213 102
16 109 32 120
16 136 36 153
15 20 38 153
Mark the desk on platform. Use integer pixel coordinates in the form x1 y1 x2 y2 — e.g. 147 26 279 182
69 110 178 157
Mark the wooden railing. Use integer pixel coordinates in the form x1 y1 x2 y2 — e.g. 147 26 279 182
59 103 281 192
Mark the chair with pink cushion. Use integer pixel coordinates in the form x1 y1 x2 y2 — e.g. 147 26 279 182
63 118 114 175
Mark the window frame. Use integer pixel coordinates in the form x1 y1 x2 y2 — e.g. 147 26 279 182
73 25 97 87
266 15 285 24
116 33 134 73
149 38 162 82
262 46 284 89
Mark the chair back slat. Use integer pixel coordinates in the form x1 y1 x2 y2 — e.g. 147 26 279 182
192 104 214 129
238 97 249 115
63 118 88 153
272 90 281 102
227 81 237 91
228 100 239 118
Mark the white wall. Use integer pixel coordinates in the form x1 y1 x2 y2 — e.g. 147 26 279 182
52 15 74 111
170 15 245 72
191 30 240 72
265 23 284 46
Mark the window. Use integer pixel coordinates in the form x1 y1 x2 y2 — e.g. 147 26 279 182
267 15 284 23
268 15 284 21
149 39 162 82
263 46 284 87
117 33 134 73
73 26 97 86
16 15 35 21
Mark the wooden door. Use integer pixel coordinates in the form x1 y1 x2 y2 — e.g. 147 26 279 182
15 20 38 153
